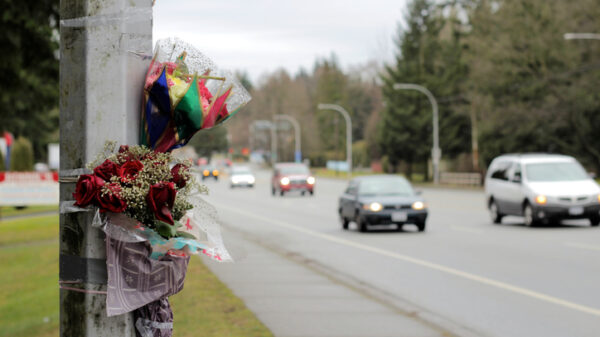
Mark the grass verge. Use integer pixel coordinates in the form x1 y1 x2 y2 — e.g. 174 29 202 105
313 168 484 189
0 215 272 337
313 168 426 182
171 259 273 337
0 215 59 337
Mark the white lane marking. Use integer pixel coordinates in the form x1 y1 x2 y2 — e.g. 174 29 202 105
565 242 600 252
215 202 600 317
449 225 483 234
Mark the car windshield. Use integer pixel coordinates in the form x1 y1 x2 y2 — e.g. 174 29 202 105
279 165 309 175
358 177 414 196
232 167 251 175
525 162 589 182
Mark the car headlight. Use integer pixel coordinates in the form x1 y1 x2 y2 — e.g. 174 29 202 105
248 176 255 184
535 195 547 205
213 170 219 176
203 170 209 176
231 177 240 184
362 202 383 212
307 176 316 185
280 177 290 185
412 201 425 210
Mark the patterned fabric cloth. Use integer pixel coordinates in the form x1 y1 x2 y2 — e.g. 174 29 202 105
105 236 189 317
134 298 174 337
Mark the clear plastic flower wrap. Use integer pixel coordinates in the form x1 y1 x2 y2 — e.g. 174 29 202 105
141 37 251 153
92 193 231 262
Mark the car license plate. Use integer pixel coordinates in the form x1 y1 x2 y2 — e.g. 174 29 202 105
391 212 407 222
569 206 584 215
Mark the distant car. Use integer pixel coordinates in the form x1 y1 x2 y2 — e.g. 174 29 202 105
197 157 208 166
338 175 428 232
271 162 315 196
200 165 219 180
229 166 255 188
485 153 600 227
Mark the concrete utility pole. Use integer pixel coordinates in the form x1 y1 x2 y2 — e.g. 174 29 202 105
59 1 152 336
274 115 302 162
393 83 441 185
317 104 352 179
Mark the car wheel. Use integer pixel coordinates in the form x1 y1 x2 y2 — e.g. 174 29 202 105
309 190 314 196
523 203 539 227
357 216 368 232
230 184 234 189
589 216 600 227
301 191 306 196
271 187 276 196
280 190 285 196
416 221 426 232
340 212 349 230
489 200 503 224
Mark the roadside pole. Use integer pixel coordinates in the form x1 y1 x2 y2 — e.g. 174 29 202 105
273 115 301 162
317 104 352 179
59 0 152 336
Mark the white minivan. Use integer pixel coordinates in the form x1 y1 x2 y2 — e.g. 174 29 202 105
485 153 600 226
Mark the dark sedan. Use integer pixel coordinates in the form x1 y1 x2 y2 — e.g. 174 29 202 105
338 175 428 232
199 165 219 180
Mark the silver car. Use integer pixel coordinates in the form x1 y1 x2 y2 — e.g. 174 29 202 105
485 153 600 227
229 166 255 188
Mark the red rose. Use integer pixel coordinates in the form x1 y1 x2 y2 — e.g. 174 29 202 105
147 182 177 225
94 159 122 181
97 183 127 213
122 160 144 181
171 164 188 188
73 174 105 207
117 145 134 162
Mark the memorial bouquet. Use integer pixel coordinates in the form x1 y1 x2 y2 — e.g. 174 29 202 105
74 143 199 241
64 38 250 335
141 37 250 153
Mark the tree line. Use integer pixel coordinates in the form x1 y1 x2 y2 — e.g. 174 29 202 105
227 0 600 178
2 0 598 177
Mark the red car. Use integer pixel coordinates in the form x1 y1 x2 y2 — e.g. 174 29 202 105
271 163 315 196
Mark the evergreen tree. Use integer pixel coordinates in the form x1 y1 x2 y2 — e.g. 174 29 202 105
465 0 600 169
187 126 229 161
379 0 440 176
314 56 348 159
379 0 472 177
0 0 59 161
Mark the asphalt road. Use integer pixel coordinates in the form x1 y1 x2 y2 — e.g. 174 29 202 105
201 168 600 337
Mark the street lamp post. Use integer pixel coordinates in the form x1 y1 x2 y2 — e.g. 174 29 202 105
317 104 352 179
393 83 441 184
274 115 302 162
249 120 276 164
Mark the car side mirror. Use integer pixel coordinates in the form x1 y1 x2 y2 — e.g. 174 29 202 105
588 172 597 179
512 174 522 183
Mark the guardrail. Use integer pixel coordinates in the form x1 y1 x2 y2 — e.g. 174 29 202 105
440 172 482 186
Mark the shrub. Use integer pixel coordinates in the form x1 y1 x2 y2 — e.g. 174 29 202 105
10 137 34 171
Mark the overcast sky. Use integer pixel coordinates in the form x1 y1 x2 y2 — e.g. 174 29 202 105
153 0 409 83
